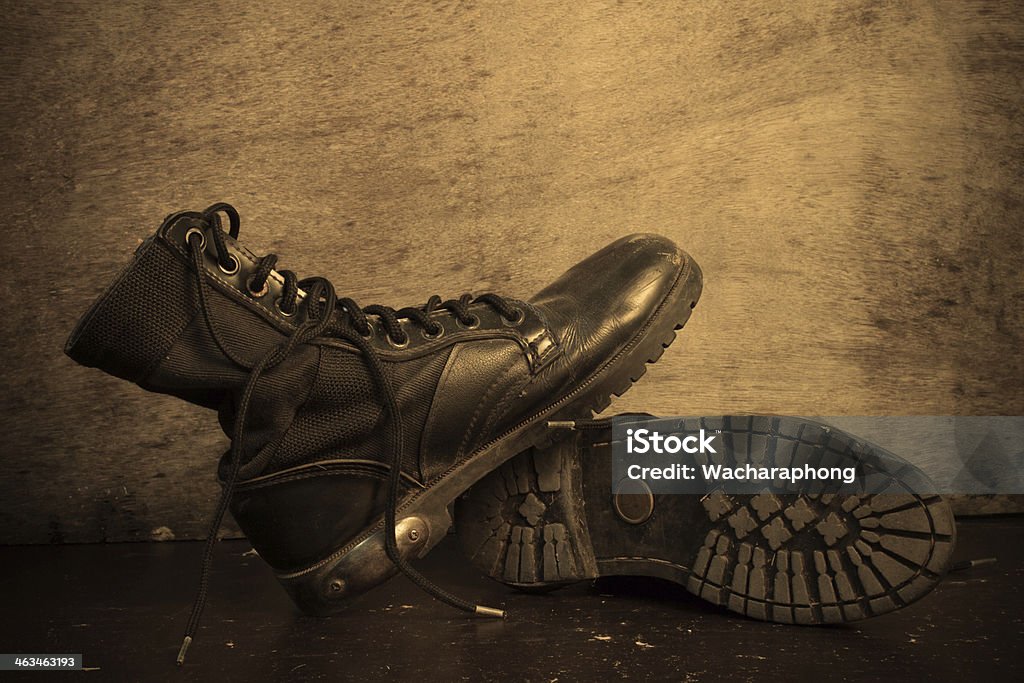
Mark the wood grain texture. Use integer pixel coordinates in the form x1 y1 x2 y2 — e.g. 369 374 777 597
0 1 1021 543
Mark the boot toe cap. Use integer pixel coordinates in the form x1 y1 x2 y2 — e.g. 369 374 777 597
530 233 699 377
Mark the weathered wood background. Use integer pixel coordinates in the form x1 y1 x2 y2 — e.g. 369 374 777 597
1 1 1021 544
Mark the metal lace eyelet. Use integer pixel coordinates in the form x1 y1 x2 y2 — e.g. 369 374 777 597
218 254 240 276
359 321 375 339
503 308 525 326
274 297 296 317
247 275 269 298
421 323 445 341
184 227 206 251
387 333 410 349
457 315 481 330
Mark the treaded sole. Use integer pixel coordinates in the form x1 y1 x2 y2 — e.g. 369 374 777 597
456 416 956 625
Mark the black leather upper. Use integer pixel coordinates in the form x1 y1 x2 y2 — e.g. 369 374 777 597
517 233 690 418
531 233 687 393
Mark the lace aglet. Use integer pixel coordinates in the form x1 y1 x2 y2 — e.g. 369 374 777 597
547 420 577 430
474 604 506 618
176 636 192 666
950 557 997 573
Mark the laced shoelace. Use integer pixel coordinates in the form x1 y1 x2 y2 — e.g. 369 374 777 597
176 204 508 665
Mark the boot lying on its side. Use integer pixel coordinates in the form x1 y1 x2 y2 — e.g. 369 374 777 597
64 203 703 660
456 415 956 624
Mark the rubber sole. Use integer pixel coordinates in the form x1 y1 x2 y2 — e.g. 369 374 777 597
276 253 704 614
456 416 956 624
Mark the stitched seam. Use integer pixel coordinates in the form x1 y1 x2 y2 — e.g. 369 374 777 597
137 306 201 385
418 345 459 476
519 300 560 368
535 330 559 363
480 367 534 448
237 467 391 491
163 225 300 327
456 359 525 462
260 345 323 474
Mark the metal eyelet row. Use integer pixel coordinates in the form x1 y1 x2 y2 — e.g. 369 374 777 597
372 308 526 349
422 324 445 340
245 270 295 318
457 315 481 330
183 225 298 320
275 298 296 317
186 227 242 279
503 308 525 326
388 334 410 349
218 254 240 276
247 276 270 298
184 227 207 251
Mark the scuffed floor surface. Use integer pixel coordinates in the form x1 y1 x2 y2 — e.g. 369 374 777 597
1 517 1020 681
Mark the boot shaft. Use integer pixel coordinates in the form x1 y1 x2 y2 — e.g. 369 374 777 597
65 211 367 474
66 211 290 402
64 209 530 483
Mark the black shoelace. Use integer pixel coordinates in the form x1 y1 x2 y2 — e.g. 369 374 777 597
177 204 507 665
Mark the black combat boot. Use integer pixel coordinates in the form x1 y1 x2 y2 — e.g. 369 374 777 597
65 204 702 661
456 415 956 624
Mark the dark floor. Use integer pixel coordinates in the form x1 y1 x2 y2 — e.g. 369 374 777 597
1 518 1021 681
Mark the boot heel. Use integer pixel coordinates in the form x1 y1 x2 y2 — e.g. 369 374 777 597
456 439 599 588
277 503 453 616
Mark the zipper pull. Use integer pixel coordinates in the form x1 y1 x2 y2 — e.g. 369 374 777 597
546 418 611 430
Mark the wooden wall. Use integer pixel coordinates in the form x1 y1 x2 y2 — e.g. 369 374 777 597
0 1 1021 543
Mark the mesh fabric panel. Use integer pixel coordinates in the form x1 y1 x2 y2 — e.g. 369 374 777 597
65 239 196 383
267 346 383 471
381 350 453 477
263 345 452 480
143 282 303 414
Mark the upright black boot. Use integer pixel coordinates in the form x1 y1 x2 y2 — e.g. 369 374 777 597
456 415 956 624
65 204 702 660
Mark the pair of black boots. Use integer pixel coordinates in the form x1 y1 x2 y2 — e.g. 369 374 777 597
65 204 954 664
